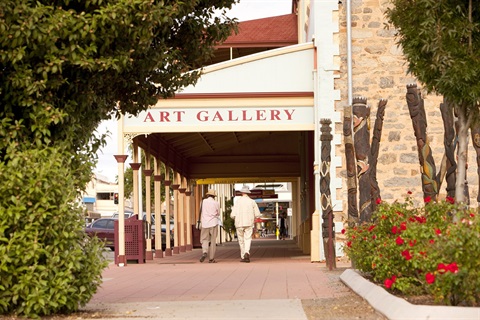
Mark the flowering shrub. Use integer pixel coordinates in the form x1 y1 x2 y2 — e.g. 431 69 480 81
343 194 480 306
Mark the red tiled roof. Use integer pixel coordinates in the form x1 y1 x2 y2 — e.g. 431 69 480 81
217 14 298 48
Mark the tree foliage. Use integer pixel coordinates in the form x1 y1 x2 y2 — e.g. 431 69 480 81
0 0 237 316
222 198 235 241
386 0 480 110
1 0 238 157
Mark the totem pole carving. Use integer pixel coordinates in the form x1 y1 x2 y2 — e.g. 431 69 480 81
352 97 372 222
406 84 438 200
439 100 457 198
343 105 359 226
370 99 387 212
471 125 480 206
320 119 335 270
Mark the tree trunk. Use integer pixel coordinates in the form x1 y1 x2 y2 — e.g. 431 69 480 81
438 100 456 198
455 106 469 204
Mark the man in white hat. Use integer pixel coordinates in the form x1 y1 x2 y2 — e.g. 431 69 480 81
230 185 261 263
199 189 220 263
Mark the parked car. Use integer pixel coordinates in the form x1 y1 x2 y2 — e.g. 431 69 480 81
143 213 175 234
85 217 172 251
111 211 134 219
113 211 173 234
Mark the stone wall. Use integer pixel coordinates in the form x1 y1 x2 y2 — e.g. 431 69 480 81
334 0 479 224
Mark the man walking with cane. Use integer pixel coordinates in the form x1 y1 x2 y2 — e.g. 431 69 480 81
231 186 261 263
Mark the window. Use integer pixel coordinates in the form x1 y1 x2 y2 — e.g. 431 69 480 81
97 192 114 200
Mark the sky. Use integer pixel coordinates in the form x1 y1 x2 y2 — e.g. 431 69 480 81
94 0 292 182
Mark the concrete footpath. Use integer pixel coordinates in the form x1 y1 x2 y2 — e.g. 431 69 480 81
83 238 354 319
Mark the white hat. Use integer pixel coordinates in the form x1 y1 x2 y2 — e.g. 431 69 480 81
239 185 251 194
206 189 217 197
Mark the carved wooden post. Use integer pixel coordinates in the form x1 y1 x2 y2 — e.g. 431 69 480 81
406 84 438 200
353 97 372 222
439 99 457 198
343 105 359 226
471 126 480 206
320 119 335 270
370 99 387 211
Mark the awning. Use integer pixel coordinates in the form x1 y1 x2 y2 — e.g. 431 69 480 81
83 197 96 203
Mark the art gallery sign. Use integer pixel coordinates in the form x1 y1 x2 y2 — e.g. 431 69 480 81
123 106 315 133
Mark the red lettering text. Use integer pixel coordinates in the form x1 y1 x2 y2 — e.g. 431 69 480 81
228 110 238 121
174 111 185 122
197 111 208 121
159 111 170 122
143 112 155 122
242 110 252 121
271 110 281 120
256 110 266 120
284 109 295 120
212 111 224 121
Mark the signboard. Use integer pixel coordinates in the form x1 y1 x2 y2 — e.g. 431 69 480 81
235 189 278 199
123 106 315 133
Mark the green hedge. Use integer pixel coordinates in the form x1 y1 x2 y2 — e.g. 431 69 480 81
0 147 108 318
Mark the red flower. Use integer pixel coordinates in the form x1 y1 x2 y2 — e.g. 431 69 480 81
346 241 352 247
447 262 459 274
408 240 416 247
372 235 377 240
376 198 382 205
381 215 387 220
391 226 399 234
445 196 455 204
384 278 394 289
409 217 416 222
415 216 427 223
395 236 405 245
368 225 376 232
400 222 407 230
396 211 404 217
429 239 435 244
435 229 442 236
425 272 435 284
424 196 432 203
437 263 447 274
341 229 346 234
384 275 397 289
401 250 412 260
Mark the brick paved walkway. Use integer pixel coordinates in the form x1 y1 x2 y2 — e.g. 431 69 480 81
84 237 353 319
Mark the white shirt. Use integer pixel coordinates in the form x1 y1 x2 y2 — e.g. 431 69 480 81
231 194 261 228
201 197 220 228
